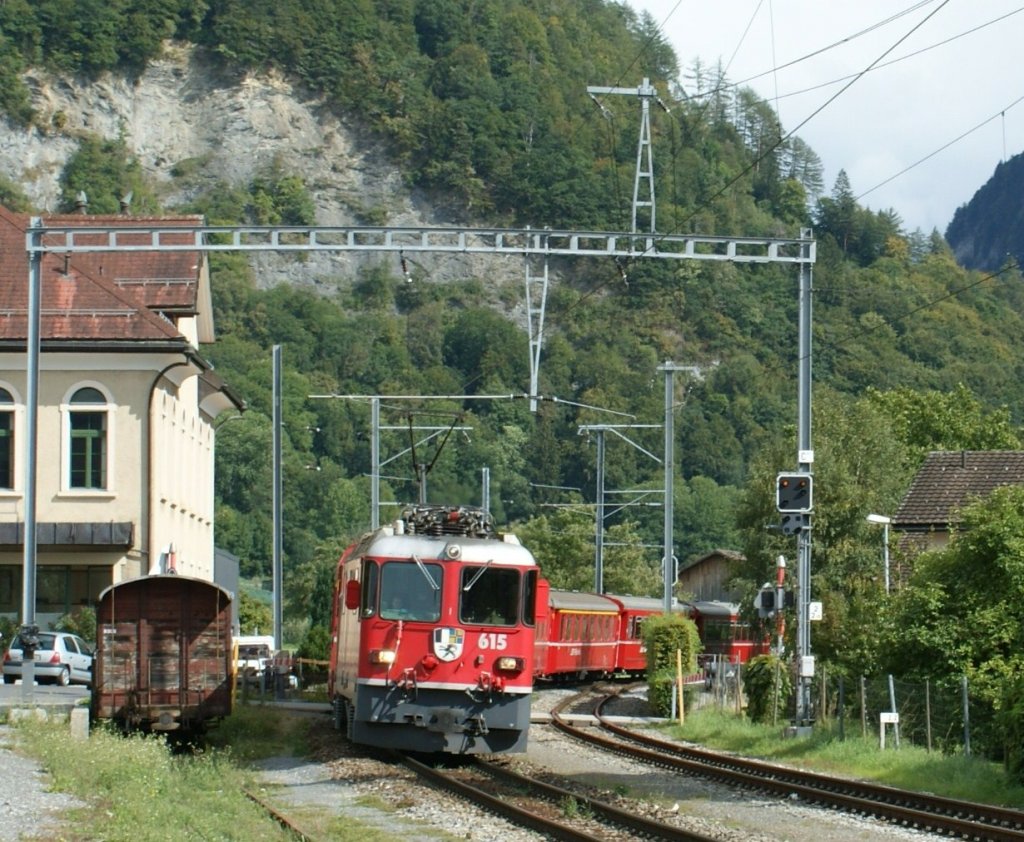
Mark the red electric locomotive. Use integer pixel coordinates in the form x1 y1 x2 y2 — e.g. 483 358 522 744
329 505 547 754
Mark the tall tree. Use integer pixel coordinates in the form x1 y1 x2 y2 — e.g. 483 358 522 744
884 486 1024 741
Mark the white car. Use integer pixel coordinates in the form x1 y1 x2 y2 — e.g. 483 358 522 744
2 631 94 686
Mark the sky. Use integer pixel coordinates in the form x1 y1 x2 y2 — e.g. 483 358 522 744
624 1 1024 234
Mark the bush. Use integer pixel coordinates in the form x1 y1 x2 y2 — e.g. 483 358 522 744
296 624 330 662
0 615 19 647
996 673 1024 782
53 606 97 644
743 654 792 724
642 613 701 716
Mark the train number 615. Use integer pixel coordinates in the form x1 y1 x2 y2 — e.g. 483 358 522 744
478 633 508 650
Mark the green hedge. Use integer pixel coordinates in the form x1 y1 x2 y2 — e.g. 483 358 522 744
642 613 701 716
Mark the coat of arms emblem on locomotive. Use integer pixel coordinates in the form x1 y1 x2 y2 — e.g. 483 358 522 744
433 627 465 661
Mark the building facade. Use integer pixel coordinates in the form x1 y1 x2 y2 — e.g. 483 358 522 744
0 207 242 629
676 549 744 603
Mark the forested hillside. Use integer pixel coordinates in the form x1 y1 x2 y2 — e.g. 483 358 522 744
6 2 1024 741
946 151 1024 272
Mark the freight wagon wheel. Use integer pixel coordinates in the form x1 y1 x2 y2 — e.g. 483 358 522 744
56 666 71 686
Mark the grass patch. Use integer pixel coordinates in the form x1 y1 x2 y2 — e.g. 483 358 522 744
14 718 293 841
9 705 395 841
665 708 1024 808
205 702 310 761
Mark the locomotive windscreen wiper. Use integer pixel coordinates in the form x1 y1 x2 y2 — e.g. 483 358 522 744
411 555 440 590
462 558 494 592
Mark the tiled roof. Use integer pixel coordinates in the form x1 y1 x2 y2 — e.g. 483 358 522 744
894 450 1024 527
42 214 203 312
0 205 203 343
683 548 744 571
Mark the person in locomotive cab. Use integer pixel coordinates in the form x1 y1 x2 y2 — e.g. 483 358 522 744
382 593 405 619
382 587 439 622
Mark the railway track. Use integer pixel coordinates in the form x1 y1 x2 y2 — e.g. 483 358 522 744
398 750 719 841
243 786 316 841
551 688 1024 842
252 698 732 841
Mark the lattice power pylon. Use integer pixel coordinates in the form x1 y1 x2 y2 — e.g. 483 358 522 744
587 77 670 238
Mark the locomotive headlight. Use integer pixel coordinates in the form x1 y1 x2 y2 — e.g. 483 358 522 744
369 649 397 665
495 656 524 672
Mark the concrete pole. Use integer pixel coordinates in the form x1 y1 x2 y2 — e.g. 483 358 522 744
795 228 814 726
883 521 890 594
272 345 283 653
22 221 41 628
594 430 605 594
659 362 681 614
371 397 380 529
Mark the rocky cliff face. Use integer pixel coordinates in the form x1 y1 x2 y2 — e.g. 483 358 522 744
0 44 509 292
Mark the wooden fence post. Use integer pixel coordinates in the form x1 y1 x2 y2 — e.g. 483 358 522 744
676 648 684 726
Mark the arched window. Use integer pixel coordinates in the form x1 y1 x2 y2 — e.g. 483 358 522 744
0 387 13 490
67 386 110 490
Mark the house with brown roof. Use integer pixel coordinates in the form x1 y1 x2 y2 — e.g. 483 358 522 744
676 549 744 603
893 450 1024 556
0 206 243 629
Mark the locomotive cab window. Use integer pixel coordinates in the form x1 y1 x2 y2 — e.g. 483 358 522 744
360 560 379 617
459 565 518 626
522 569 538 627
379 560 442 622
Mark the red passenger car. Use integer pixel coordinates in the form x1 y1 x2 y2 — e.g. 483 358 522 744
92 574 233 733
329 505 546 754
535 590 620 680
604 594 667 677
689 600 768 672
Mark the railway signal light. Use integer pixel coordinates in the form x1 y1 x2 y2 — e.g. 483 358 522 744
779 512 809 535
777 472 812 513
754 585 776 618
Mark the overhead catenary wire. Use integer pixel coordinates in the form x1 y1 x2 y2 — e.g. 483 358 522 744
643 1 1024 239
631 0 953 256
710 5 1024 106
691 0 943 100
856 92 1024 204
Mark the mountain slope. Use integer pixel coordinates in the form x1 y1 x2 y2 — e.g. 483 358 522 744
946 152 1024 272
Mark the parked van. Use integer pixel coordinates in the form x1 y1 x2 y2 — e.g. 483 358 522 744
234 635 274 683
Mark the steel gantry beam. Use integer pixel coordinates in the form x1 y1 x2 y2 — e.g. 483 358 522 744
23 220 817 719
26 223 814 263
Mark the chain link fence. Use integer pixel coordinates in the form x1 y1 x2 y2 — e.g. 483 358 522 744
815 671 988 755
698 660 996 758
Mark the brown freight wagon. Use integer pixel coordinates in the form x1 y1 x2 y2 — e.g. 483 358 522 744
92 574 234 733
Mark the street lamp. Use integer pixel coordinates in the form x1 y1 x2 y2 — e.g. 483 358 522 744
866 514 892 594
